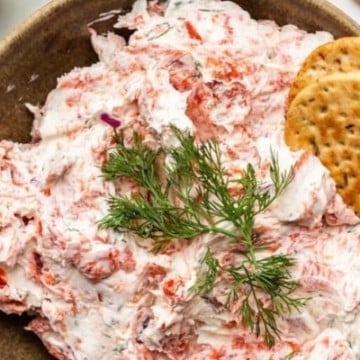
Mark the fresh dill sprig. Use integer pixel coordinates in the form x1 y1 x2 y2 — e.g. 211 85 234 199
191 248 306 347
190 248 220 295
99 127 245 247
99 131 213 245
100 126 303 346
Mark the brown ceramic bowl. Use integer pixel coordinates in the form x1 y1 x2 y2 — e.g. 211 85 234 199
0 0 359 359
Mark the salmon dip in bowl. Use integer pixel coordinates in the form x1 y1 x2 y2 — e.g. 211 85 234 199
0 0 359 359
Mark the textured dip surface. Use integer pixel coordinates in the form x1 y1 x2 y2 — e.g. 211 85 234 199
0 0 359 359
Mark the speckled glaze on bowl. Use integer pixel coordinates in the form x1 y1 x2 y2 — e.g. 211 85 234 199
0 0 359 359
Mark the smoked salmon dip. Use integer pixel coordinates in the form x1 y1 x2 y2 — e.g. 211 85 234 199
0 1 358 359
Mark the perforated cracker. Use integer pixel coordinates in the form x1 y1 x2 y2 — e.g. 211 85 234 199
288 37 360 107
285 72 360 215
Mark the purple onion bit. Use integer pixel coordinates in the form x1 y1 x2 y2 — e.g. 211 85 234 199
100 112 122 128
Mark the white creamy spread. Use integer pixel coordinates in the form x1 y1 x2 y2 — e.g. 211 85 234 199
0 0 359 359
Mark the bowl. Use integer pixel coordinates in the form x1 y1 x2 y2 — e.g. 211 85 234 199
0 0 359 359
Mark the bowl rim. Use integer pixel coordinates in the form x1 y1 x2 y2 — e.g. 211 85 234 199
0 0 360 57
0 0 359 358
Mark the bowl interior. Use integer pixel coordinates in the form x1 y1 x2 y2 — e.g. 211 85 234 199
0 0 359 358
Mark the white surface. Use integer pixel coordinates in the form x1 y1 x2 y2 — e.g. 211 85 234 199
0 0 49 37
330 0 360 21
0 0 359 38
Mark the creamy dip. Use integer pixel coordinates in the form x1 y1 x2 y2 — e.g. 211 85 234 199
0 0 358 359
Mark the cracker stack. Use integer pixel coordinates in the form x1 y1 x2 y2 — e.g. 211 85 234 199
285 37 360 215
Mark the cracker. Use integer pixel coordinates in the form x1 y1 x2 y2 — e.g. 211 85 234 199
288 37 360 107
285 72 360 215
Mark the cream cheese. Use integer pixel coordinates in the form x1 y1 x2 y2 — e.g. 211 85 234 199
0 0 358 359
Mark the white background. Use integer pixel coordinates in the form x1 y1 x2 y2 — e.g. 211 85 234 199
0 0 359 38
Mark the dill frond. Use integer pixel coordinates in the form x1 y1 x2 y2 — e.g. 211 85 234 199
100 127 303 345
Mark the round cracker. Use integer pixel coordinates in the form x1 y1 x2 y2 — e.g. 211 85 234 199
285 72 360 215
288 37 360 107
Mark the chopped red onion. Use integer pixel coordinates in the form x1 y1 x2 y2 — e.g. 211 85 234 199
100 112 122 128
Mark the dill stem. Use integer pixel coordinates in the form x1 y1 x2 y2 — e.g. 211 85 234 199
208 226 238 239
101 127 299 347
